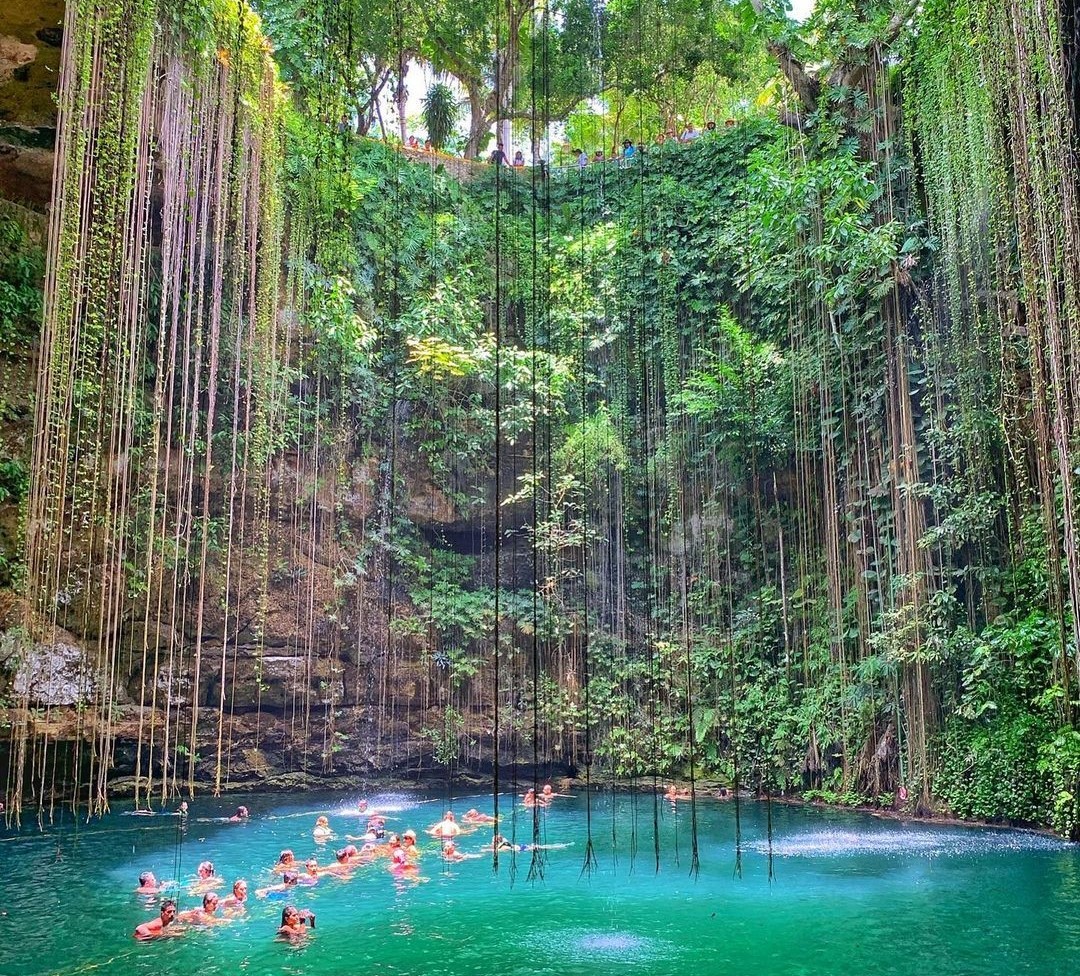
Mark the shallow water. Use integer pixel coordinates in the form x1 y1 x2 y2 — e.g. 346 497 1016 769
2 790 1078 976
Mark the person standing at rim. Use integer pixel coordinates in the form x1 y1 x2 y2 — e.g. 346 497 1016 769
489 141 508 166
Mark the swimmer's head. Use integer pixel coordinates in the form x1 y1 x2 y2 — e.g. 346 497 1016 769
202 892 219 911
392 848 407 864
305 859 318 873
444 811 455 820
278 849 294 864
160 899 177 920
232 879 248 897
197 860 214 878
358 800 368 812
466 808 479 817
138 871 156 887
403 829 416 844
388 834 401 847
281 904 299 926
283 871 299 886
316 816 329 826
336 848 349 863
235 805 248 818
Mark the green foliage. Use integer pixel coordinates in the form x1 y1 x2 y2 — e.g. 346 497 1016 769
422 83 459 151
0 214 44 354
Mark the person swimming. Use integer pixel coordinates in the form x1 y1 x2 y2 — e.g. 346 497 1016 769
220 879 248 912
257 870 301 899
388 847 418 875
492 833 530 853
462 808 497 824
133 898 178 940
191 860 223 893
229 805 249 822
135 871 170 895
298 859 320 885
440 841 480 862
277 904 315 942
427 811 461 846
313 815 334 840
274 849 296 873
176 891 223 925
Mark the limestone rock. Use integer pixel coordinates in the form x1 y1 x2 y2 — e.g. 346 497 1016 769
0 36 36 85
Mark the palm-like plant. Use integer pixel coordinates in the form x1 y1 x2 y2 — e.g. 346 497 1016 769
422 82 459 151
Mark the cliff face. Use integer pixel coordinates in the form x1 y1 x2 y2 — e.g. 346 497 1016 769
0 0 61 209
0 1 526 806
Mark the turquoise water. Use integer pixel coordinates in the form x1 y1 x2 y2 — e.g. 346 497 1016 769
2 790 1078 976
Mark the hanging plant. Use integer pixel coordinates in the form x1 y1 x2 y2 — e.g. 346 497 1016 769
422 82 459 151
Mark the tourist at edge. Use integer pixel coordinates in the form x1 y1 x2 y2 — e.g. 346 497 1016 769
134 898 178 940
489 141 508 166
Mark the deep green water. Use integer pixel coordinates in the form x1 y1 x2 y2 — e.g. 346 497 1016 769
2 789 1077 976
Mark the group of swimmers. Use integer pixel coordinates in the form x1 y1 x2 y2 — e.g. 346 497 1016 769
132 791 566 944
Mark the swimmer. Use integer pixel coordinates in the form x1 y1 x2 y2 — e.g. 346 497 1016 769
402 829 419 857
274 849 296 873
358 799 369 814
325 849 355 878
220 879 248 913
523 788 538 808
191 860 223 893
134 898 178 940
492 833 530 853
229 805 249 822
427 810 461 844
135 871 170 895
541 784 560 803
257 870 301 899
491 833 573 853
277 904 315 943
388 847 418 874
313 815 334 840
462 809 497 825
177 891 223 925
441 841 480 862
298 859 320 885
663 784 691 801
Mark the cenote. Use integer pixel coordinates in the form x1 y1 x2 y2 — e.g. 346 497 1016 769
3 793 1077 976
9 3 1080 976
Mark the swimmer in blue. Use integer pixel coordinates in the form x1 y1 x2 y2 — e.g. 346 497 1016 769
257 870 300 899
